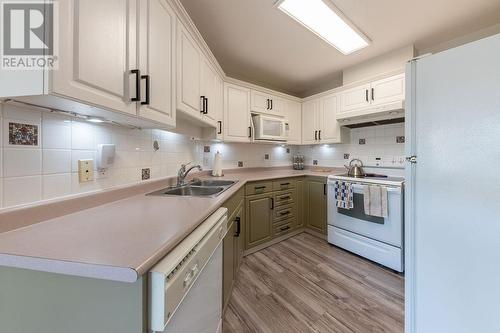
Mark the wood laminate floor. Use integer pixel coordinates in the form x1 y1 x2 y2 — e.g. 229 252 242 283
223 232 404 333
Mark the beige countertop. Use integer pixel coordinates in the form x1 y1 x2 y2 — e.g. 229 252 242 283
0 167 343 282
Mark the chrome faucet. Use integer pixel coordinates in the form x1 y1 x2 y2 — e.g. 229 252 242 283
177 162 202 187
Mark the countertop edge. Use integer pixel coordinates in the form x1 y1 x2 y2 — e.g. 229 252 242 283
0 253 138 283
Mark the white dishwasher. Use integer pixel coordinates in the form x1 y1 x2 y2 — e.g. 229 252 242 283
149 208 228 333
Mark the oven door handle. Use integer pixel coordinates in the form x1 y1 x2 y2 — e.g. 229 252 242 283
349 184 401 194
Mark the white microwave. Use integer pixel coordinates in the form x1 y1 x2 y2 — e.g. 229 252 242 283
252 114 289 141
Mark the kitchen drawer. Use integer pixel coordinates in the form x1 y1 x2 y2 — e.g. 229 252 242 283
273 203 295 222
274 189 296 207
273 220 294 237
272 178 297 191
246 181 273 195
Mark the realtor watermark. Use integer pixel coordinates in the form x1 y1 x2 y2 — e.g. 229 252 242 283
1 0 58 70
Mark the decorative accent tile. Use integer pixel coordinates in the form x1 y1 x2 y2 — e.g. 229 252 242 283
238 161 244 167
142 168 151 180
344 153 350 160
286 148 290 154
153 140 160 151
396 136 405 143
358 138 366 145
264 154 269 160
313 160 318 165
9 122 39 146
204 145 210 153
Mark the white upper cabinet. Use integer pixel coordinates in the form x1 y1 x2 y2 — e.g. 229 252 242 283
224 83 251 142
200 58 220 122
137 0 176 127
251 90 284 115
339 84 371 114
52 0 137 116
320 94 342 143
338 73 405 117
302 99 320 144
302 93 346 145
285 100 302 145
370 74 405 106
213 75 224 140
177 25 201 117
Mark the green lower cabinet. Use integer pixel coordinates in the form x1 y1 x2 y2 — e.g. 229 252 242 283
222 219 235 310
245 193 273 249
304 177 327 235
233 202 245 272
296 179 304 228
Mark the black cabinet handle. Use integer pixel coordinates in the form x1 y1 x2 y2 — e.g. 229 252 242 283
217 121 222 135
266 99 270 110
279 211 290 216
254 186 266 190
315 130 318 140
280 226 290 231
371 88 374 101
234 217 241 237
270 198 274 210
248 126 252 138
279 195 291 200
141 75 150 105
280 182 290 186
130 69 141 102
205 97 208 114
318 130 321 140
270 99 273 110
324 183 327 196
200 96 205 113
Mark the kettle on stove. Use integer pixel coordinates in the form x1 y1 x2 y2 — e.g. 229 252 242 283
345 159 366 178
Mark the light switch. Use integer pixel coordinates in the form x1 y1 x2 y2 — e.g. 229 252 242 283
78 159 94 183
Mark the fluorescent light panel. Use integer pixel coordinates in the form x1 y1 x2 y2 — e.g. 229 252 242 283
277 0 369 55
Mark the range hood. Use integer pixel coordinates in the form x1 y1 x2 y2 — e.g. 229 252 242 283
336 100 405 127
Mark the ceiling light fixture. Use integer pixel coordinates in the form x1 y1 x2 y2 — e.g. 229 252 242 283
276 0 370 55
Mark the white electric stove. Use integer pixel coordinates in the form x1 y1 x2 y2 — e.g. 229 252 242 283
327 173 404 272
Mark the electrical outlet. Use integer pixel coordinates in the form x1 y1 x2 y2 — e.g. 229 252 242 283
78 159 94 183
142 168 151 180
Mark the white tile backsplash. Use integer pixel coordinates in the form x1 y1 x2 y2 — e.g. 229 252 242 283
3 148 42 177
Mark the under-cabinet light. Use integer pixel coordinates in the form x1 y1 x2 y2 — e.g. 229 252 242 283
276 0 369 54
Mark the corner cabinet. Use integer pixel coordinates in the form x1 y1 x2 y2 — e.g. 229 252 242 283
302 94 347 145
224 83 252 142
304 177 327 235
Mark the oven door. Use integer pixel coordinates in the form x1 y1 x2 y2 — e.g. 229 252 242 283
327 182 403 247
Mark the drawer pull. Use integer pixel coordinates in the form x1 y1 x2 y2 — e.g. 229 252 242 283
254 186 266 190
279 195 291 200
280 226 290 231
280 182 290 186
279 211 290 216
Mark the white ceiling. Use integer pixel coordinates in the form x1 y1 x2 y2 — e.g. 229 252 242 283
180 0 500 97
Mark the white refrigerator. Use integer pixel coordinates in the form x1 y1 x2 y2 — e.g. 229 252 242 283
405 33 500 332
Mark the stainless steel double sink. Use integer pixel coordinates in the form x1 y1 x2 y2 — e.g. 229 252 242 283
147 179 237 198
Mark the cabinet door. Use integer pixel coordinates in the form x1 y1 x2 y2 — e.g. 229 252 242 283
200 58 218 122
370 74 405 106
222 220 235 310
246 194 273 248
138 0 176 127
233 202 244 272
304 178 327 234
320 94 341 143
296 179 304 228
251 90 271 113
285 100 302 144
270 97 285 114
177 25 201 116
224 83 251 142
302 99 319 144
214 75 224 140
339 84 371 113
53 0 137 115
